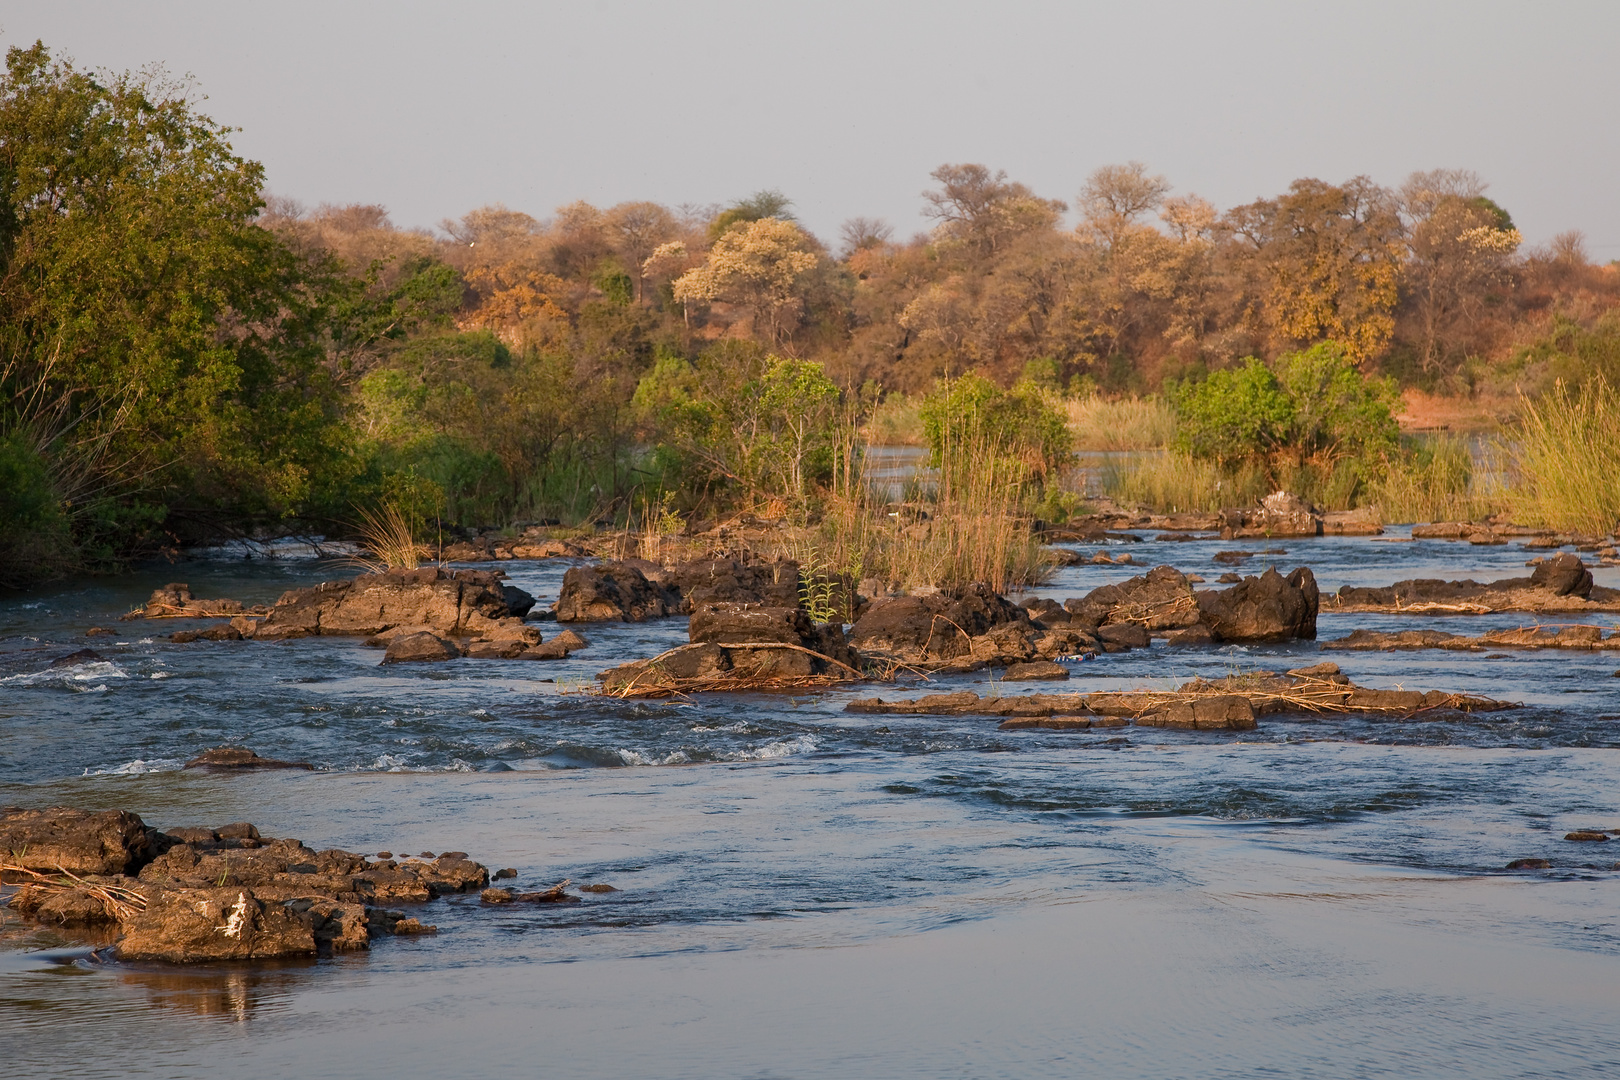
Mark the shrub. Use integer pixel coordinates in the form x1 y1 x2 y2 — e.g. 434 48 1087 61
919 374 1072 480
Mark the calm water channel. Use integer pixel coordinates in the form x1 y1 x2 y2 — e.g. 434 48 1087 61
3 529 1619 1078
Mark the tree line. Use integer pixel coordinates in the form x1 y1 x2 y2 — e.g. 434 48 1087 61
3 42 1617 581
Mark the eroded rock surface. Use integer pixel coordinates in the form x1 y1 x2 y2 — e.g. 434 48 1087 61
1328 556 1620 614
3 808 494 962
555 563 677 622
1197 567 1319 642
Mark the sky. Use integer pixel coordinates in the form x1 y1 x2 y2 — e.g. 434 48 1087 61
6 1 1619 253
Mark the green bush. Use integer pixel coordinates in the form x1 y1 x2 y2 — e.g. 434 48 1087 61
919 374 1072 480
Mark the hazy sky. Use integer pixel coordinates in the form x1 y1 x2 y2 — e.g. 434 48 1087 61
7 1 1618 252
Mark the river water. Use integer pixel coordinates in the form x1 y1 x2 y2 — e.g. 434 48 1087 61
3 531 1619 1078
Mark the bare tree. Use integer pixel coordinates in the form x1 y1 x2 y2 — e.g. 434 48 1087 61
1078 162 1170 250
605 201 676 302
838 216 893 257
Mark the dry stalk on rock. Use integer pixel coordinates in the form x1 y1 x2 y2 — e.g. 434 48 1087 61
1 862 148 922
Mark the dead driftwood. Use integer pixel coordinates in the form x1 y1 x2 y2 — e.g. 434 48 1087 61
844 663 1519 731
598 641 867 699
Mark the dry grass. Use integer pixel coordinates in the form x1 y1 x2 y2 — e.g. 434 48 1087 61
1 862 149 922
862 393 925 445
354 504 422 570
1064 395 1178 451
1367 434 1502 524
1101 451 1267 513
1503 378 1620 535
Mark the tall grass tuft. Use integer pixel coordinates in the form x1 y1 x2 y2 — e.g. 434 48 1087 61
1503 378 1620 535
354 504 422 571
1065 396 1177 451
1367 434 1500 524
1102 452 1268 513
804 430 1050 596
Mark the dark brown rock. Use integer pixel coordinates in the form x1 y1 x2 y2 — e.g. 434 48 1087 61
382 631 463 664
1097 623 1150 649
555 562 677 622
1565 831 1609 842
1506 858 1552 870
116 886 318 962
663 558 802 611
849 583 1031 664
253 567 523 640
1164 624 1214 646
1002 661 1069 681
1219 491 1322 539
0 806 158 876
1531 552 1595 598
1196 567 1319 642
1064 566 1201 632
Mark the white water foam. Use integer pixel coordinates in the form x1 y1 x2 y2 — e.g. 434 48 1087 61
369 753 474 773
82 757 185 776
2 661 129 689
616 748 693 766
721 734 821 761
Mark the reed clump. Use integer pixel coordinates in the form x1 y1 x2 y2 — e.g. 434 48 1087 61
1102 452 1269 513
804 431 1051 594
1064 395 1178 451
354 504 423 571
1503 377 1620 535
1367 434 1502 524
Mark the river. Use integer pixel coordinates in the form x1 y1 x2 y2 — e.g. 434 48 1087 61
3 530 1618 1078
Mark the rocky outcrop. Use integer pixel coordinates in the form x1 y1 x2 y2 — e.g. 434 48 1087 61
0 806 160 876
246 567 533 640
555 563 677 622
1219 491 1322 539
661 558 802 611
1196 567 1319 642
382 630 464 664
125 583 266 620
1322 507 1383 536
1324 625 1620 652
3 808 497 962
1058 565 1202 633
845 663 1515 729
1530 552 1595 597
848 582 1049 667
1328 556 1620 614
598 602 859 693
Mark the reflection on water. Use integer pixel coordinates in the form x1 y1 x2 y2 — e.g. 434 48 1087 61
2 531 1619 1076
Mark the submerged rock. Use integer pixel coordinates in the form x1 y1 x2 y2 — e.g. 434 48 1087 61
184 747 314 770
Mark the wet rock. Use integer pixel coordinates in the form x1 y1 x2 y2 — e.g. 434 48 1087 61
126 583 262 620
1219 491 1321 539
1565 831 1609 842
1164 624 1214 646
85 626 118 637
184 747 314 771
254 567 524 640
579 883 618 893
0 806 159 876
998 715 1097 730
555 562 677 622
1217 572 1241 584
1064 566 1201 632
1137 695 1257 731
1531 552 1595 598
116 886 317 962
493 868 517 880
382 631 463 664
849 582 1032 665
1411 522 1479 539
500 585 537 617
49 648 105 668
1322 507 1383 536
1506 858 1552 870
1002 661 1069 681
1213 550 1253 565
1196 567 1318 642
1097 623 1150 649
663 558 804 611
481 887 515 904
